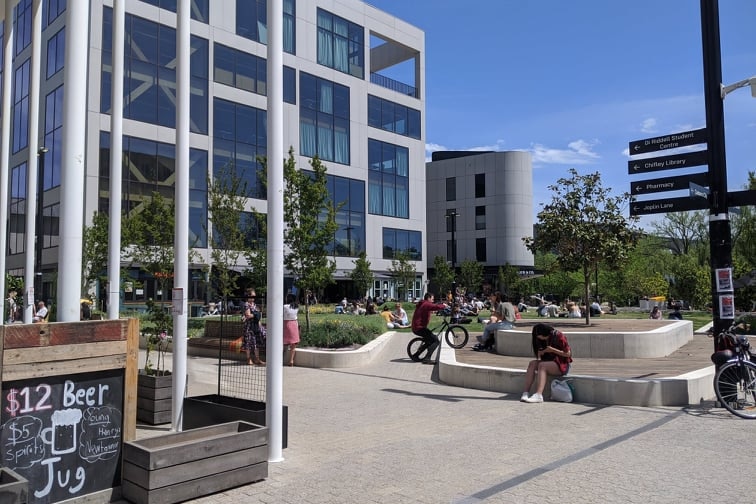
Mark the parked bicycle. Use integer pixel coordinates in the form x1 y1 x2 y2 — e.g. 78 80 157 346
406 315 469 362
712 324 756 419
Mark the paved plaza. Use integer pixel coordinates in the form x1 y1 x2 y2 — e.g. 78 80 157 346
121 331 754 504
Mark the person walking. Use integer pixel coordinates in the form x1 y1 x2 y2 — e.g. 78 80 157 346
283 293 300 366
521 323 573 403
410 293 448 364
242 292 265 366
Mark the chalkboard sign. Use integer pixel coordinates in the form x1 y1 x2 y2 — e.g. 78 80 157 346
0 369 124 504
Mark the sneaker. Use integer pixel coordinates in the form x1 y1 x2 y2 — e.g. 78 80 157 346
520 392 529 402
525 393 544 403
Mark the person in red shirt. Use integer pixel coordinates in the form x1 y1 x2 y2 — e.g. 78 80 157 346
522 323 573 403
411 293 448 364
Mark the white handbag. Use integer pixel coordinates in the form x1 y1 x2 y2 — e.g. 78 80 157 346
550 379 574 402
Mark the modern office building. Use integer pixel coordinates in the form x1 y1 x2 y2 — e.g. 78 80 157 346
1 0 427 313
426 150 535 294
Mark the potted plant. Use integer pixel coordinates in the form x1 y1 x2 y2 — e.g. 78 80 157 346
138 298 173 425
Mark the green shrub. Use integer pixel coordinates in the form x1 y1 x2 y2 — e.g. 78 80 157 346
300 317 384 348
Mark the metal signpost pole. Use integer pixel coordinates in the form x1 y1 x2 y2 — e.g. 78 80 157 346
700 0 734 347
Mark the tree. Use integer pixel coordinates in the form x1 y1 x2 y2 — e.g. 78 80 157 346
431 255 454 297
206 161 250 310
732 171 756 271
497 263 521 298
82 211 110 301
389 251 416 302
122 192 176 309
458 259 483 296
280 149 338 331
350 251 374 300
523 168 640 324
651 211 707 257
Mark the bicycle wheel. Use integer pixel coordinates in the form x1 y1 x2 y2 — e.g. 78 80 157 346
714 360 756 419
407 337 431 362
444 325 469 349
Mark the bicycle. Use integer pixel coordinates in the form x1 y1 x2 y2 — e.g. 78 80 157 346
712 324 756 419
406 315 469 362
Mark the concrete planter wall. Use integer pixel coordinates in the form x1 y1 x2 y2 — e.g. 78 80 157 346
0 468 28 504
137 372 173 425
183 395 288 449
121 421 268 504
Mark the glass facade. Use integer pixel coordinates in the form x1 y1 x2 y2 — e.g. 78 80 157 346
46 28 65 79
299 72 350 165
44 0 66 28
8 163 26 255
329 174 365 257
368 139 408 218
12 59 30 154
316 8 364 79
213 98 267 200
140 0 209 23
101 8 208 134
235 0 295 53
43 85 63 190
367 95 421 139
14 0 32 56
382 228 421 260
98 132 208 247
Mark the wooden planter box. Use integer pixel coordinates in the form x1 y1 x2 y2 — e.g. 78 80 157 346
183 394 288 449
137 372 173 425
121 421 268 504
0 468 28 504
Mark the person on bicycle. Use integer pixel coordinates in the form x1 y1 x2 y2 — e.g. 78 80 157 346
411 293 448 364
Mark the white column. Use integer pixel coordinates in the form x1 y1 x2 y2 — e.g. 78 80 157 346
57 0 89 321
266 0 284 463
0 0 16 324
107 0 125 319
22 0 43 323
171 0 190 432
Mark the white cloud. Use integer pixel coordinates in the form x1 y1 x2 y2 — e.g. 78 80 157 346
531 139 601 165
641 118 657 133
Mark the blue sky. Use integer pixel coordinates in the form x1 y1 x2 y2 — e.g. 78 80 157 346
366 0 756 225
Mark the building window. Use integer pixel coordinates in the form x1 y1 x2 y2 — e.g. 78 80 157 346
283 65 296 104
46 28 65 79
43 85 63 190
382 228 422 260
475 206 486 230
42 203 60 249
14 0 31 56
9 163 26 255
368 139 408 218
101 10 209 134
235 0 294 53
446 177 456 202
140 0 209 22
12 59 30 154
45 0 66 27
367 95 421 139
98 132 208 247
299 72 350 164
475 173 485 198
213 98 267 200
329 175 365 257
316 8 364 79
213 43 266 95
476 238 487 262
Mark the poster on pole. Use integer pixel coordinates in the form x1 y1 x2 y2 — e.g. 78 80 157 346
172 288 184 315
716 267 733 292
719 294 735 319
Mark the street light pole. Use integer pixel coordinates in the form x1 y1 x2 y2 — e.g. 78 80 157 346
446 210 459 299
36 146 48 303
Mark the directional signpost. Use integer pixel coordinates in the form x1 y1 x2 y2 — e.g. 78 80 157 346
627 150 708 175
628 128 710 216
628 128 707 155
629 196 709 216
630 172 709 196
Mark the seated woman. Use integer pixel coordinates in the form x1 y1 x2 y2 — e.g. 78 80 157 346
649 306 662 320
521 323 573 403
391 304 409 328
566 302 582 318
